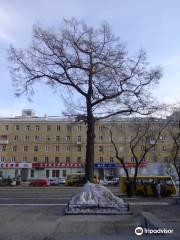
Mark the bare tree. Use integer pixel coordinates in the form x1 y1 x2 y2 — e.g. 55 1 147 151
8 19 162 181
110 117 167 194
168 112 180 196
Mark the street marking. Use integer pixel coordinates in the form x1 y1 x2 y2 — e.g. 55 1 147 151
0 197 70 200
129 202 169 205
0 203 67 206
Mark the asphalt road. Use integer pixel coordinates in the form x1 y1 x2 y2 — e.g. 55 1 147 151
0 186 121 204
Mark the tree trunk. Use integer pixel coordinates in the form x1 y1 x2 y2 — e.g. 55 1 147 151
85 99 95 182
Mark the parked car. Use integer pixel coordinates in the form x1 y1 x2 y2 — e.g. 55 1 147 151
29 179 49 187
99 177 119 186
49 178 66 186
58 177 66 184
0 178 13 186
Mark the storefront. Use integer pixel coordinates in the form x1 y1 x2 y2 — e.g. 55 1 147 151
31 162 84 180
94 163 117 179
0 163 32 180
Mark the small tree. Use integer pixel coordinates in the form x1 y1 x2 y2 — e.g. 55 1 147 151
8 19 162 182
110 117 167 195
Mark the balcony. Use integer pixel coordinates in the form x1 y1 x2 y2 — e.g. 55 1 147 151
0 140 8 144
77 141 81 145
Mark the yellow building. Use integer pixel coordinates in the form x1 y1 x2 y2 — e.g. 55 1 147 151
0 110 174 181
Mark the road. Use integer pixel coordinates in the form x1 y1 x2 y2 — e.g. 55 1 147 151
0 186 121 205
0 185 172 205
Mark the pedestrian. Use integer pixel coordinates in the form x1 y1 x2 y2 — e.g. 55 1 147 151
151 180 157 197
156 181 162 198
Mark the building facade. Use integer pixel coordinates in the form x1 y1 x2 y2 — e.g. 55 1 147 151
0 110 174 181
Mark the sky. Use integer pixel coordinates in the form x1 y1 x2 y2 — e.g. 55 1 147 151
1 0 180 117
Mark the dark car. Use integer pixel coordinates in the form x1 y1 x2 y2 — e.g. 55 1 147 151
0 178 13 186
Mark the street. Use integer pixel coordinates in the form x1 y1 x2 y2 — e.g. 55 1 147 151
0 186 179 240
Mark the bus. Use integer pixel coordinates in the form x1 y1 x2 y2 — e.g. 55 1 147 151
119 176 176 196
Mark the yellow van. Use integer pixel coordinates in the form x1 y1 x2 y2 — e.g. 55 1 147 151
119 176 176 196
65 173 99 186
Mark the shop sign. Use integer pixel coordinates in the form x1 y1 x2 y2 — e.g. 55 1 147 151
0 163 19 168
94 163 116 169
0 163 32 168
19 163 32 168
32 162 83 169
122 162 146 168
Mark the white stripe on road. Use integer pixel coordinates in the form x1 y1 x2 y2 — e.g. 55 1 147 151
0 202 169 206
129 202 168 205
0 197 70 200
0 203 67 206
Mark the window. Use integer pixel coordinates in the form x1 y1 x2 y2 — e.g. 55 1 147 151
62 169 67 178
24 135 29 142
66 145 71 152
67 125 72 131
34 135 39 142
110 157 114 163
56 136 60 142
35 125 40 131
30 169 34 178
14 135 18 142
77 146 81 152
47 125 51 131
45 146 49 152
131 157 135 162
99 135 103 142
99 156 103 162
141 145 145 151
152 156 157 162
99 125 104 131
5 125 8 131
77 125 81 131
77 136 81 143
119 146 124 152
11 156 16 162
34 146 38 152
22 156 27 162
15 125 19 131
44 156 49 163
162 146 166 151
25 125 30 131
66 156 70 163
12 145 17 152
164 157 168 163
33 157 37 162
52 170 59 178
56 145 60 152
66 136 71 142
24 146 28 152
98 146 103 152
55 157 59 163
57 125 61 131
0 157 5 162
46 170 49 178
77 156 81 163
45 136 50 142
152 146 156 152
2 146 6 152
109 145 113 152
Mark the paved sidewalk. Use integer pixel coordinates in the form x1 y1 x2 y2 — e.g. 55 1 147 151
0 202 179 240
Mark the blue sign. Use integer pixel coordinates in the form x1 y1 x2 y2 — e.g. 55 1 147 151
94 163 116 169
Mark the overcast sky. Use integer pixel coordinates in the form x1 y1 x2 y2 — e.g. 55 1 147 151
1 0 180 117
